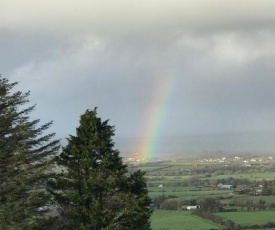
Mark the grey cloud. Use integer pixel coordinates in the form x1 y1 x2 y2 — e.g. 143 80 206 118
2 1 275 143
2 0 275 35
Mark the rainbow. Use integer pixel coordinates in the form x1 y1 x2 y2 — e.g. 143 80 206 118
138 70 178 160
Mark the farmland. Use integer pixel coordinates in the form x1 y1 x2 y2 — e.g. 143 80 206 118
151 210 221 230
128 153 275 229
216 211 275 226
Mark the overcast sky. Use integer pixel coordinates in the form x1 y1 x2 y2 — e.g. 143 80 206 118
1 0 275 147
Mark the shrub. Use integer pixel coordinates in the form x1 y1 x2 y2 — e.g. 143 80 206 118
160 200 178 210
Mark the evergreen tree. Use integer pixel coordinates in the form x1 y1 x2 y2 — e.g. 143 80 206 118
49 108 151 229
0 76 60 229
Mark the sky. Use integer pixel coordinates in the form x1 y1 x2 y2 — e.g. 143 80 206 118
1 1 275 155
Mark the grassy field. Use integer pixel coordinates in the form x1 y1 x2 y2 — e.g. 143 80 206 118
151 210 221 230
216 211 275 225
248 195 275 205
137 158 275 229
148 186 232 199
206 172 275 182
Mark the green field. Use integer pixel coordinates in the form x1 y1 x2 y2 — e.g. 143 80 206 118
216 211 275 225
206 172 275 182
151 210 221 230
148 186 232 199
137 157 275 229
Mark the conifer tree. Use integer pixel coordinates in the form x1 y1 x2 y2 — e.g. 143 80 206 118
49 108 151 230
0 76 60 229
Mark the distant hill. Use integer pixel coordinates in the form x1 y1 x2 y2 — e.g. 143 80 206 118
115 131 275 158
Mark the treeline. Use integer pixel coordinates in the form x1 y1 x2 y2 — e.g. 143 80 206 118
147 176 275 193
143 163 275 177
153 194 275 212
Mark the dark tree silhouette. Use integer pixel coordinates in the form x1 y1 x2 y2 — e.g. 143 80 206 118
49 108 151 229
0 76 60 229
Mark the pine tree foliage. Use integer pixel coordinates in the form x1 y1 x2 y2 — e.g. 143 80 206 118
0 76 60 229
49 108 152 230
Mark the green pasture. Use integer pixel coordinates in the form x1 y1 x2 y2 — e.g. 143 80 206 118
227 195 275 206
148 186 232 199
146 172 275 184
138 167 161 171
216 211 275 225
138 160 275 229
205 172 275 181
146 176 192 185
151 210 221 230
140 163 202 174
248 172 275 180
249 195 275 205
148 186 195 192
146 175 191 181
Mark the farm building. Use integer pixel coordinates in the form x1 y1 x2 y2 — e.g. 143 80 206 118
186 205 200 210
217 183 234 189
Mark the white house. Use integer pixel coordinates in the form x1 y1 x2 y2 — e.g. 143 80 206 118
217 183 234 189
186 205 200 210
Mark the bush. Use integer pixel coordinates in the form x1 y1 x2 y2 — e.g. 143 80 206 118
160 200 179 210
224 220 235 229
153 194 168 207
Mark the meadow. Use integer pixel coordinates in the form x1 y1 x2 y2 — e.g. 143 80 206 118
148 186 231 199
130 154 275 229
216 211 275 225
151 210 221 230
